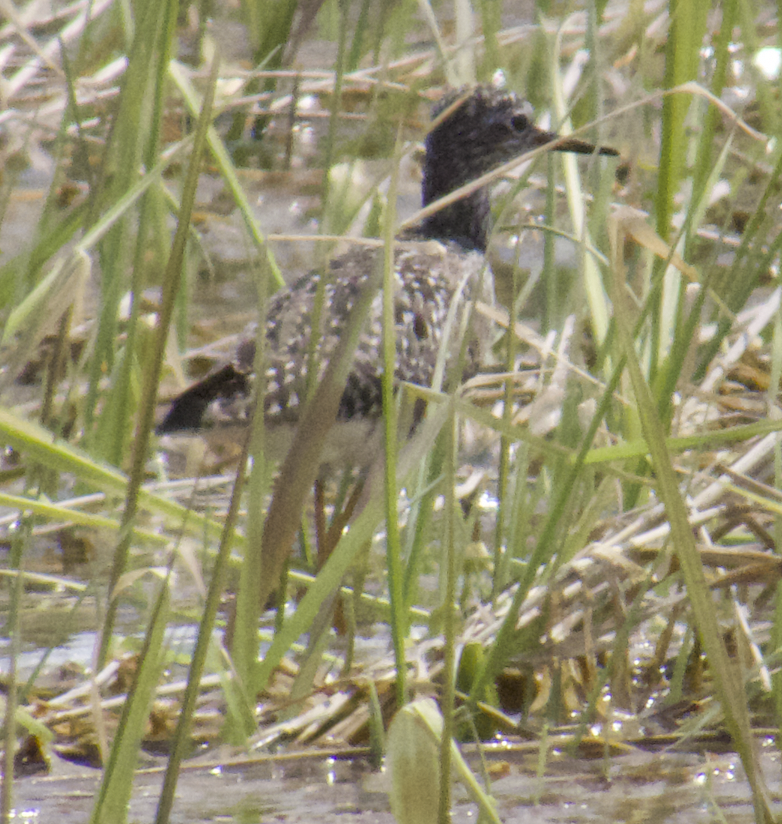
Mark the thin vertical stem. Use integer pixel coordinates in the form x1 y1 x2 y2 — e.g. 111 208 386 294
382 125 407 707
438 410 456 824
1 519 28 824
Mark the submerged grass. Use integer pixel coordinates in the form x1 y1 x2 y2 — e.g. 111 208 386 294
1 0 782 822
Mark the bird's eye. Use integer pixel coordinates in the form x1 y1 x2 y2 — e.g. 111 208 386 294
510 114 528 132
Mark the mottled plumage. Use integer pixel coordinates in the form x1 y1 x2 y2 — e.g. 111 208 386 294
157 85 616 466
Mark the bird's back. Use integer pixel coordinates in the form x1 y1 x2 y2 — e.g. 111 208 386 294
157 237 493 465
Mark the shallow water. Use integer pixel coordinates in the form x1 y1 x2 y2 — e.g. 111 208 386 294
11 744 782 823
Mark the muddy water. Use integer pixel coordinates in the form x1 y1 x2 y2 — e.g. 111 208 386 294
11 745 781 822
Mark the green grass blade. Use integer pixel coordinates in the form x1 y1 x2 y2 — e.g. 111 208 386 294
97 50 219 668
656 0 710 240
257 243 385 612
89 574 170 824
0 515 29 824
549 29 614 348
0 406 228 543
232 277 271 697
154 435 251 824
381 126 407 706
437 411 456 824
167 60 284 289
388 699 502 824
253 402 451 693
608 212 775 823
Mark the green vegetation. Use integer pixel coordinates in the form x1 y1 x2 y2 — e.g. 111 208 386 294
1 1 781 822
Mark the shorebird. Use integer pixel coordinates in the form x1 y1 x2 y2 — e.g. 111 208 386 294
158 85 615 456
157 84 616 586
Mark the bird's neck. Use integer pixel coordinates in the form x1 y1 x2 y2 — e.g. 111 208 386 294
419 173 491 253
